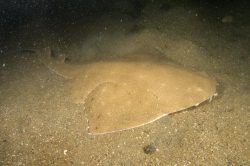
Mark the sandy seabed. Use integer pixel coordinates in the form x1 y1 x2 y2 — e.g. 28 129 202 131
0 1 249 165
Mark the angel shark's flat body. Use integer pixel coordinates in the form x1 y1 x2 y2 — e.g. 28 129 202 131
40 48 216 135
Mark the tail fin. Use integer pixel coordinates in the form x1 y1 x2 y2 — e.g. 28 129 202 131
38 47 75 79
39 47 53 65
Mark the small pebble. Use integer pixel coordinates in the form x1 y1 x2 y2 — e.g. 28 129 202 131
143 144 156 155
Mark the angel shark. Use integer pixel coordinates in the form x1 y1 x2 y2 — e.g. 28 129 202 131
39 47 217 135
